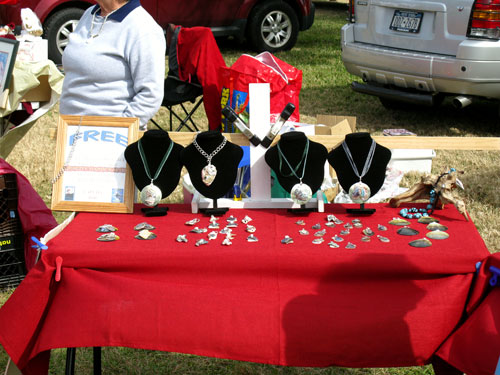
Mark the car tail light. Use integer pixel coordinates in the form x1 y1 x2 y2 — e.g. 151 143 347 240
468 0 500 39
348 0 355 22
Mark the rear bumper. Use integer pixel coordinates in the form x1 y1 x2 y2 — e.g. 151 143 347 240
341 24 500 99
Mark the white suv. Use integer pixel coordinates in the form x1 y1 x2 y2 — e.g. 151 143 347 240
341 0 500 110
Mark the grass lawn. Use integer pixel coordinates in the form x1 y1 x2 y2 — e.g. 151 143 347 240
1 1 498 373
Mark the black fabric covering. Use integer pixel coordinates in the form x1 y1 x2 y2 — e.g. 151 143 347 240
328 133 391 197
181 130 243 199
124 130 184 198
265 132 328 193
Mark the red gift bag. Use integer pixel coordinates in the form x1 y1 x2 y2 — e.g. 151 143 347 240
220 52 302 131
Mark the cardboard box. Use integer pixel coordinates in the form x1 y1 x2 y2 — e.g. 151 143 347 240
389 149 436 173
21 74 51 102
316 114 356 134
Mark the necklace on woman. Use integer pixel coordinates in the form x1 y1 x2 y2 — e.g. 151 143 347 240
277 137 312 205
87 6 119 42
341 139 376 203
138 138 174 207
192 134 227 186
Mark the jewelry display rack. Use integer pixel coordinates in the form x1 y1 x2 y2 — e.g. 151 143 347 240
189 83 325 213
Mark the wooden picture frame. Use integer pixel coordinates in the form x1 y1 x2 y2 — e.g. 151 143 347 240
0 37 19 93
51 115 139 213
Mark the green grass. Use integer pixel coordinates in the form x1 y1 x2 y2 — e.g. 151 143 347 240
1 2 499 373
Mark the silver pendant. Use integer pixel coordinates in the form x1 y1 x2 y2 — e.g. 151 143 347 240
290 182 312 205
348 181 371 203
201 163 217 186
140 183 162 207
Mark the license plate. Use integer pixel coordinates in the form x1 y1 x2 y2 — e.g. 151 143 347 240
390 10 423 33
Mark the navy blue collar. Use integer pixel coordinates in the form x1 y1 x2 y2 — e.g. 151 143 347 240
91 0 141 22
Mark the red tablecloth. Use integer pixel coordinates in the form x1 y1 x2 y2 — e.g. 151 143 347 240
0 203 492 374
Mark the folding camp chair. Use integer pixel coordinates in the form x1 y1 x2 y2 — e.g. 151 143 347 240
151 25 203 132
151 24 226 132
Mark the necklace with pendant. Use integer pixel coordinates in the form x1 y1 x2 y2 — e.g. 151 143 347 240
137 138 174 207
192 134 227 186
341 138 376 203
277 137 312 205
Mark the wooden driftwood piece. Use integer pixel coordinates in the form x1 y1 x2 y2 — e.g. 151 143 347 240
389 169 469 221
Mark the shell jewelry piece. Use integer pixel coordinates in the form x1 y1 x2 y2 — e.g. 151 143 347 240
362 227 374 236
342 139 377 203
281 235 294 244
314 229 326 237
135 229 156 240
247 234 259 242
134 222 155 231
377 224 388 231
96 224 118 233
333 235 344 242
299 228 309 235
409 238 432 248
189 227 207 234
241 215 252 224
397 227 419 236
377 235 390 243
138 138 174 207
222 237 233 246
340 229 350 236
327 214 343 224
361 236 371 242
192 134 227 186
312 223 321 229
185 218 200 226
325 222 336 228
312 238 324 244
327 214 336 222
344 223 353 229
195 239 209 247
246 225 256 233
328 241 340 248
277 137 313 205
427 222 448 231
97 232 120 241
208 231 218 240
176 234 188 243
389 217 411 226
426 230 450 240
353 222 363 228
226 222 238 228
295 220 306 226
345 242 357 249
418 216 439 224
227 215 237 223
208 222 220 229
220 227 232 235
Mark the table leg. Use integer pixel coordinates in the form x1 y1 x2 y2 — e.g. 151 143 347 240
93 347 102 375
65 348 76 375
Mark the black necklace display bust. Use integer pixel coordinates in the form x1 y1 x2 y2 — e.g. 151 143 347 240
265 131 328 212
328 132 391 214
181 130 243 216
124 130 184 216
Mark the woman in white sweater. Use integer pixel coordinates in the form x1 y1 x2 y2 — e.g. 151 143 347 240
59 0 165 131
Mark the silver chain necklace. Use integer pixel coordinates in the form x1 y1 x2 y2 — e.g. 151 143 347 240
192 134 227 186
277 138 313 205
341 139 376 203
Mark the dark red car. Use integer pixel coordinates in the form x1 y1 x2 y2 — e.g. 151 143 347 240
0 0 315 64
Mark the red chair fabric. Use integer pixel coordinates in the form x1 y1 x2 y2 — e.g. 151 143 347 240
0 158 57 271
176 27 226 130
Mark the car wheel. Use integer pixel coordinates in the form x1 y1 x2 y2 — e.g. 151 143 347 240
248 1 299 52
44 8 85 64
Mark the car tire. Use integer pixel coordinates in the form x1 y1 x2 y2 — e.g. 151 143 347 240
44 7 85 64
247 1 299 52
